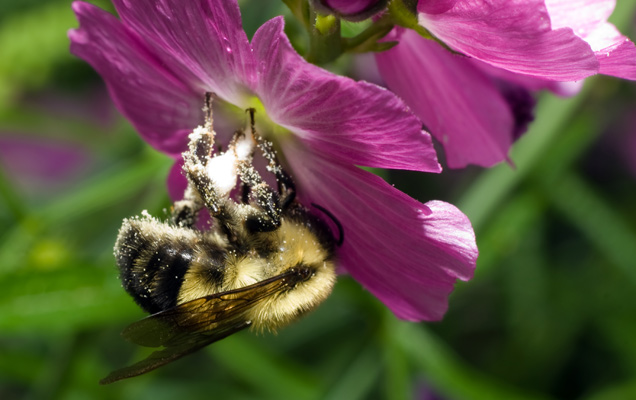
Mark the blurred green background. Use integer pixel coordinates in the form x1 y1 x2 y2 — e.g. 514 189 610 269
1 1 636 399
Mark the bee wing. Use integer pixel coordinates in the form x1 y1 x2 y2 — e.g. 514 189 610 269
99 320 250 385
100 269 299 384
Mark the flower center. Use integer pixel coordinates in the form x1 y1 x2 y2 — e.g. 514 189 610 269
214 95 293 152
244 96 293 141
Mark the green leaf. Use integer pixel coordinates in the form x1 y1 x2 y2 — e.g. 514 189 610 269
541 172 636 284
582 381 636 400
458 86 593 231
208 334 319 400
323 345 381 400
393 320 553 400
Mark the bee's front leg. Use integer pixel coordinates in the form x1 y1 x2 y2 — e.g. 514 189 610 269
173 93 226 228
242 108 296 209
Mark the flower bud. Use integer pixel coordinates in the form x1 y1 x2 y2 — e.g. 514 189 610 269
310 0 388 22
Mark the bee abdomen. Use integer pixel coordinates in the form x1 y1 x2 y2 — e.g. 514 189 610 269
114 217 197 314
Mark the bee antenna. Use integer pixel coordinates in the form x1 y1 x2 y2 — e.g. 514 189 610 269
311 203 344 247
204 92 214 125
245 108 256 135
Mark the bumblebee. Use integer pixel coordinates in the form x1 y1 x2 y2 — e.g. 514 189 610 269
101 98 342 384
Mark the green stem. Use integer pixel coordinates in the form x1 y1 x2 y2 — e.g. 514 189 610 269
306 10 342 64
342 15 394 53
394 321 554 400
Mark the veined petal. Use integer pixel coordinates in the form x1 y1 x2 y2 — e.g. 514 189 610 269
418 0 457 14
546 0 613 44
69 2 201 156
283 140 477 321
597 40 636 80
252 17 441 173
417 0 599 81
112 0 256 105
375 30 514 168
545 0 636 80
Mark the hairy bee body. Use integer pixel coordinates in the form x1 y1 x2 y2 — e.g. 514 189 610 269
101 102 342 384
115 205 336 332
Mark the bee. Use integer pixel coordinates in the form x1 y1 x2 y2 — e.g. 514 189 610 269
101 97 343 384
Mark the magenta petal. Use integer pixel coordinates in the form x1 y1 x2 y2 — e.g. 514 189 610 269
417 0 599 81
69 2 201 156
376 30 514 168
167 159 187 202
597 40 636 80
283 140 477 321
545 0 613 44
418 0 457 14
545 0 636 80
112 0 256 105
251 17 441 173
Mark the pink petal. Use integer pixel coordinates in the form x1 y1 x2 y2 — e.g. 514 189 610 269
597 40 636 80
69 2 201 156
418 0 457 14
417 0 599 81
545 0 615 50
283 139 477 321
251 17 441 173
167 159 187 201
375 29 514 168
111 0 256 105
545 0 636 80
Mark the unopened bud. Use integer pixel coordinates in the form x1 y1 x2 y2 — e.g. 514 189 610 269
311 0 388 22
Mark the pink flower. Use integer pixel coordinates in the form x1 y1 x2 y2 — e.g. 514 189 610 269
376 0 636 168
68 0 478 321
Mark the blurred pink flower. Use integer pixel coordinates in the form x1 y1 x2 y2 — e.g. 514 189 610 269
69 0 478 321
0 135 91 195
376 0 636 168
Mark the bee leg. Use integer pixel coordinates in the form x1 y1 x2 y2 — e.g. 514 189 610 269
240 182 251 205
176 93 240 231
171 190 203 228
245 108 296 209
256 137 296 209
171 94 216 227
237 160 282 233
